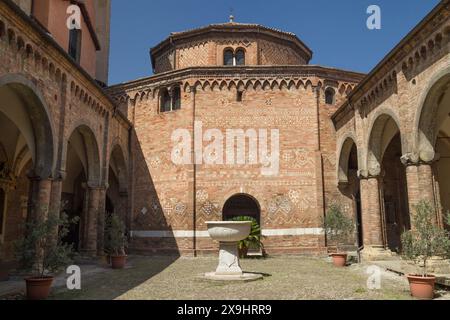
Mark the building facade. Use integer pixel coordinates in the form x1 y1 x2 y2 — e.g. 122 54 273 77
0 0 130 265
0 0 449 265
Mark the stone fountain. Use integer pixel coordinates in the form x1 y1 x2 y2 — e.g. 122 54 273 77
204 221 263 281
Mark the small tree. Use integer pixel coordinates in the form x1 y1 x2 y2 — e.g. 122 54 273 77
323 204 355 252
105 214 127 256
401 201 450 277
14 211 77 278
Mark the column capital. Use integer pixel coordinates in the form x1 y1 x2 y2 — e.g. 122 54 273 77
86 181 107 191
51 170 66 182
357 169 380 180
26 170 52 182
401 152 440 167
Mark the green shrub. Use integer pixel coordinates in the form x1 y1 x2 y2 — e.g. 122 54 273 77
104 214 128 256
323 204 355 252
14 211 77 278
228 216 264 256
401 201 450 277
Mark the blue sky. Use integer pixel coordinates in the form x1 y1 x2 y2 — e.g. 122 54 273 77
109 0 440 85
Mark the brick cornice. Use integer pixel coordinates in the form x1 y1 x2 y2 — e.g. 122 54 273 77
108 65 365 94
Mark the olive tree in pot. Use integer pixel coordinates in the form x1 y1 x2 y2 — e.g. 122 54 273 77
14 212 76 300
105 214 128 269
401 201 450 300
323 204 355 267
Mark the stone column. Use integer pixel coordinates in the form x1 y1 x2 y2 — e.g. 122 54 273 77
96 186 107 256
359 174 384 247
402 154 438 226
48 173 64 245
27 174 53 223
83 184 101 256
49 172 65 218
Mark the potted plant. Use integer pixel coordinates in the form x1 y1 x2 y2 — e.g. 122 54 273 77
229 216 264 258
105 213 128 269
14 212 76 300
401 200 450 300
323 204 355 267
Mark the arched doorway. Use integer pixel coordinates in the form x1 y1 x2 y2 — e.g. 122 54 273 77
381 133 410 251
338 138 363 248
62 125 101 252
0 76 55 263
368 114 410 252
222 194 261 224
418 71 450 230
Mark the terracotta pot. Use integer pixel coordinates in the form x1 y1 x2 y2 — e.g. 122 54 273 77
407 274 436 300
25 276 54 300
111 255 127 269
330 253 347 267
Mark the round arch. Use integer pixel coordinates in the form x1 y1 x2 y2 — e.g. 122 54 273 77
415 67 450 162
64 124 101 184
337 135 358 184
366 111 403 176
222 193 261 224
0 73 56 178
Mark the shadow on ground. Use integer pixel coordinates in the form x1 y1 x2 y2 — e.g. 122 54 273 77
50 255 179 300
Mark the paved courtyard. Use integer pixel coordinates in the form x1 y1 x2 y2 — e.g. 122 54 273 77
2 255 449 300
53 256 448 300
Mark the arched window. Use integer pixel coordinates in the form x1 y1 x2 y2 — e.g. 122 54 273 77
172 87 181 110
224 49 234 66
160 86 182 113
160 89 171 112
325 88 336 105
235 49 245 66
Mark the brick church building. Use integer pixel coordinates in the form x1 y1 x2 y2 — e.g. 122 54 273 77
0 0 449 266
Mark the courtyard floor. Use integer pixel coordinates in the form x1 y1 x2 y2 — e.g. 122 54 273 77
2 255 450 300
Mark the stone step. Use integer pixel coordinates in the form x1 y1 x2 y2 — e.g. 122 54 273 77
373 260 450 288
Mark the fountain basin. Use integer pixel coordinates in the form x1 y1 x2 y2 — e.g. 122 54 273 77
206 221 252 242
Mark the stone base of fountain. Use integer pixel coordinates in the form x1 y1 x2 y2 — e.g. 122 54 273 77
204 272 263 282
203 241 263 282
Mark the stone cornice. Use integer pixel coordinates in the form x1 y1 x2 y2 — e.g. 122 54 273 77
108 65 365 95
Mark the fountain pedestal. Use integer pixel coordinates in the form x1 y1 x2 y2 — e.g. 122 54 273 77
215 242 243 275
204 221 263 282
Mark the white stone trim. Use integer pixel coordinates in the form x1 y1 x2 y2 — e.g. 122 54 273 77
131 228 323 238
261 228 323 236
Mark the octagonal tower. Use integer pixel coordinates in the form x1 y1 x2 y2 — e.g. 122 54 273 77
150 21 313 73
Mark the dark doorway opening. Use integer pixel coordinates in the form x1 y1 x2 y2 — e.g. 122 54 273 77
222 194 261 225
382 133 410 252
